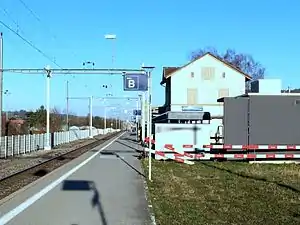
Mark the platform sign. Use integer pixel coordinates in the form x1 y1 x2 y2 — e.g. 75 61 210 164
123 74 148 91
133 109 142 116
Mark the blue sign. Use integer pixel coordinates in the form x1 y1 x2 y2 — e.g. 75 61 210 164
182 106 203 112
133 110 141 116
123 74 148 91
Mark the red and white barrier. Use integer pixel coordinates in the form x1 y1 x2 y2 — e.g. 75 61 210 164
156 151 195 165
203 144 300 150
144 138 204 150
207 153 300 159
144 137 300 162
144 137 155 144
144 148 198 165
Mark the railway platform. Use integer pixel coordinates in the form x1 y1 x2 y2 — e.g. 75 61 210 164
0 132 152 225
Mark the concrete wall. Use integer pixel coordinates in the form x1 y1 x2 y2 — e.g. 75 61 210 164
224 95 300 145
224 97 249 145
249 95 300 144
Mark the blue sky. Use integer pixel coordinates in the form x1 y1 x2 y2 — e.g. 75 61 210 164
1 0 300 118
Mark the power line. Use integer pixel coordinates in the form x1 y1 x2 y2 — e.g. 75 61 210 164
2 68 146 74
0 20 62 68
17 0 78 59
17 0 56 43
0 6 24 35
17 0 42 23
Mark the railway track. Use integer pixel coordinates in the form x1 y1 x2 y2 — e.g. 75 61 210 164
0 131 121 201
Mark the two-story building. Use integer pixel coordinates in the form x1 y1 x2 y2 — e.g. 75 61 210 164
158 52 252 117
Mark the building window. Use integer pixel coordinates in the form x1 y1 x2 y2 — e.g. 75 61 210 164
190 72 194 78
187 88 198 105
201 67 215 80
218 88 229 98
222 72 226 78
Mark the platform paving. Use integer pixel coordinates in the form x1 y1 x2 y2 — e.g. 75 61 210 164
0 132 152 225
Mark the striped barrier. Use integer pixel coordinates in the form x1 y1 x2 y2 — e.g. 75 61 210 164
144 148 196 165
147 148 300 161
144 137 155 144
203 144 300 150
144 137 300 162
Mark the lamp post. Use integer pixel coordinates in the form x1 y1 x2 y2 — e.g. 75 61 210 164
136 98 139 141
139 93 145 143
142 65 155 181
104 34 116 67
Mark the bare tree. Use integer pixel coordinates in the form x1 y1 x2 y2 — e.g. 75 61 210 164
190 47 266 81
50 108 64 132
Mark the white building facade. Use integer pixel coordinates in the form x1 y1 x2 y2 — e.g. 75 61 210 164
161 53 251 117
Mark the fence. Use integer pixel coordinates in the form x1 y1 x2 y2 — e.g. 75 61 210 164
144 137 300 165
0 128 120 158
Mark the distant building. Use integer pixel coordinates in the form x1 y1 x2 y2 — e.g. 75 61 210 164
159 52 252 117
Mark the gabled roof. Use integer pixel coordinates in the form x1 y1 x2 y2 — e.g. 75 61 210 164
160 67 180 85
160 52 252 85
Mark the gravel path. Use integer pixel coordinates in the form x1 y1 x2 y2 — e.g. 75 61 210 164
0 135 103 180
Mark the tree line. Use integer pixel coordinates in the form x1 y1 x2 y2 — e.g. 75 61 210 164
2 105 121 136
190 46 266 83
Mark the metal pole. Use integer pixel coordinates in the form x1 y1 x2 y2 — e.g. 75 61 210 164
112 40 115 67
45 69 51 150
136 99 139 141
66 80 69 130
89 96 93 138
147 70 153 181
0 33 3 137
141 93 145 144
104 107 106 133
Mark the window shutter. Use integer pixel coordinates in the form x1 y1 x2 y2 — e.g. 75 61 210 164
218 88 229 98
187 88 198 105
201 67 215 80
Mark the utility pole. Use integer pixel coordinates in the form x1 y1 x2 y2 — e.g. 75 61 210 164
4 90 11 121
66 80 69 130
89 96 93 138
147 70 152 180
45 66 51 150
0 33 3 137
140 93 145 143
136 98 139 141
104 107 107 133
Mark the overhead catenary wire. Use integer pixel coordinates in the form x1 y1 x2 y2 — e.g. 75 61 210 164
16 0 81 82
17 0 41 23
0 20 62 68
17 0 56 43
0 6 24 35
17 0 78 58
0 2 63 68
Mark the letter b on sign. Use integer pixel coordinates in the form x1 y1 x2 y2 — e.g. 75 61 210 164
128 79 135 88
124 74 147 91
